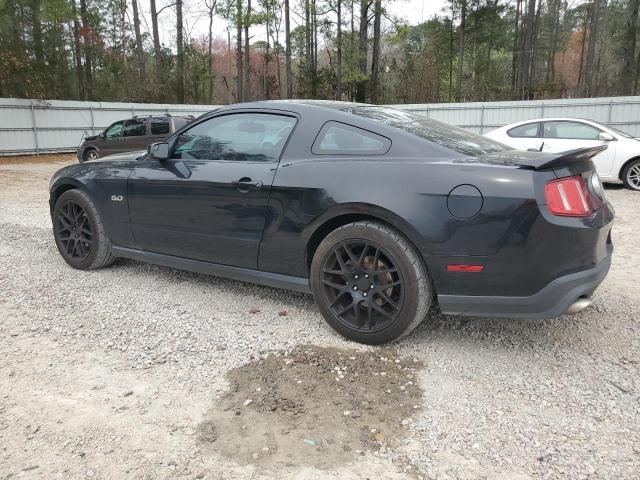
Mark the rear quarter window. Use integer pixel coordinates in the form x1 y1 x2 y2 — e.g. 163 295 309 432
507 123 540 138
312 121 391 155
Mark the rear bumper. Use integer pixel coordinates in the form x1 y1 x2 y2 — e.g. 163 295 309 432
437 244 612 319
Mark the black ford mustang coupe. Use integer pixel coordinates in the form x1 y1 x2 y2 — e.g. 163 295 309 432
50 101 614 344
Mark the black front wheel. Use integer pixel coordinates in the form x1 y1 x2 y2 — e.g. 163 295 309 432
52 189 114 270
311 221 432 344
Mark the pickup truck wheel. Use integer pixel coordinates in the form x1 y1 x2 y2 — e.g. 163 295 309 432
310 221 432 345
52 189 114 270
622 159 640 191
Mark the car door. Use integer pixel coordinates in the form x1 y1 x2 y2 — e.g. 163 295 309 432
120 118 150 152
541 121 616 176
100 120 125 156
503 122 542 151
127 111 298 269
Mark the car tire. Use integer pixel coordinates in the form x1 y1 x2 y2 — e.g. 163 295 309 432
83 149 99 162
621 159 640 191
310 221 432 344
52 189 115 270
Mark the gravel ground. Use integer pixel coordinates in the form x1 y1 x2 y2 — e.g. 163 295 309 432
1 157 639 480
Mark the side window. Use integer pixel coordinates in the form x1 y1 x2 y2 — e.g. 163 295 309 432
173 113 297 162
104 121 124 138
151 117 170 135
543 121 601 140
123 118 147 137
312 121 391 155
507 123 539 138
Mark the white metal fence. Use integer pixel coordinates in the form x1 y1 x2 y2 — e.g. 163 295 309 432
2 96 640 156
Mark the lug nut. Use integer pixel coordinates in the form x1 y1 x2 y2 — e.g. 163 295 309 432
365 274 369 279
363 292 368 297
353 286 358 291
370 284 374 289
354 274 359 279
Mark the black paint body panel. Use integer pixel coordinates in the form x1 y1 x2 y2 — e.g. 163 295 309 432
50 101 615 317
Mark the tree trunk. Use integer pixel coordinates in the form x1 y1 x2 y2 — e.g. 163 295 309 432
623 0 639 94
176 0 185 103
511 0 521 97
150 0 162 75
236 0 243 102
79 0 93 100
131 0 145 80
455 0 466 102
70 0 85 99
284 0 292 98
244 0 251 100
370 0 381 103
336 0 342 100
207 1 217 104
584 0 601 97
355 0 369 102
32 0 43 66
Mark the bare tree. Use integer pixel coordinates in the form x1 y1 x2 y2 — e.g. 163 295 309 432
284 0 292 98
79 0 93 100
355 0 369 102
205 0 218 103
336 0 342 100
244 0 252 100
370 0 381 103
237 0 244 101
455 0 466 102
131 0 145 80
176 0 185 103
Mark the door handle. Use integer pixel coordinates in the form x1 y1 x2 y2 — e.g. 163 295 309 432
231 177 263 191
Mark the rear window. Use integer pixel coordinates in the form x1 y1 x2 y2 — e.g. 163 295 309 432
313 121 390 155
350 107 509 156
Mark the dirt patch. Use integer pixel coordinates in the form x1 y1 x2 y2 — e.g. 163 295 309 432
197 345 424 471
0 153 75 164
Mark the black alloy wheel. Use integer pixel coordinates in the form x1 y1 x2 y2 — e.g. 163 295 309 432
311 221 432 344
55 200 93 261
320 240 404 333
52 189 115 270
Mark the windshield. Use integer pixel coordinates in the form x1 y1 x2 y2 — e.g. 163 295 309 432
606 125 633 138
350 107 511 156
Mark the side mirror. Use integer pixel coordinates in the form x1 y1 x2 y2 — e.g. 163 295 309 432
149 142 170 160
598 132 615 141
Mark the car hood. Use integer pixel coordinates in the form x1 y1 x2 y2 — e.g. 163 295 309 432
86 150 147 163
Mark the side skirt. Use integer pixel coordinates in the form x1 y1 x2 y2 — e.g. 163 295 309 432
111 246 312 294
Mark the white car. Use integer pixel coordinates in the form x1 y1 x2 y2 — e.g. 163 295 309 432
484 118 640 190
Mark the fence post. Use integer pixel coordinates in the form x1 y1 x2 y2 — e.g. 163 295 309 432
131 106 135 117
479 104 485 134
607 100 613 125
540 102 545 118
90 106 95 134
30 101 40 156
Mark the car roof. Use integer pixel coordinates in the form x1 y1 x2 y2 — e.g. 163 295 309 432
501 117 603 129
211 99 374 115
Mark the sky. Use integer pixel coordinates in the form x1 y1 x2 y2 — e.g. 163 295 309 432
142 0 448 50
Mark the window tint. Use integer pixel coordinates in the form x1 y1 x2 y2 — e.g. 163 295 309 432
543 121 601 140
123 118 147 137
173 113 296 162
151 117 170 135
350 107 509 156
104 121 124 138
507 123 539 138
313 122 390 155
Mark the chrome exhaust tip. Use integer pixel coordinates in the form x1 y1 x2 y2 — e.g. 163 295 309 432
565 296 592 315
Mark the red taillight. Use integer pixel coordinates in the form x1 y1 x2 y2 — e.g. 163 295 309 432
544 175 593 217
447 265 484 272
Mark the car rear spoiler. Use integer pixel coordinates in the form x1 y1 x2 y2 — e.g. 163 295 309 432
515 145 607 170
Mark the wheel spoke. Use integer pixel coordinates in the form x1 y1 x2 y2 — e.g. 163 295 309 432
343 244 360 267
378 291 398 308
371 302 395 320
322 279 348 292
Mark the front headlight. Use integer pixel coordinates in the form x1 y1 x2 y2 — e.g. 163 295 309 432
590 172 605 201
